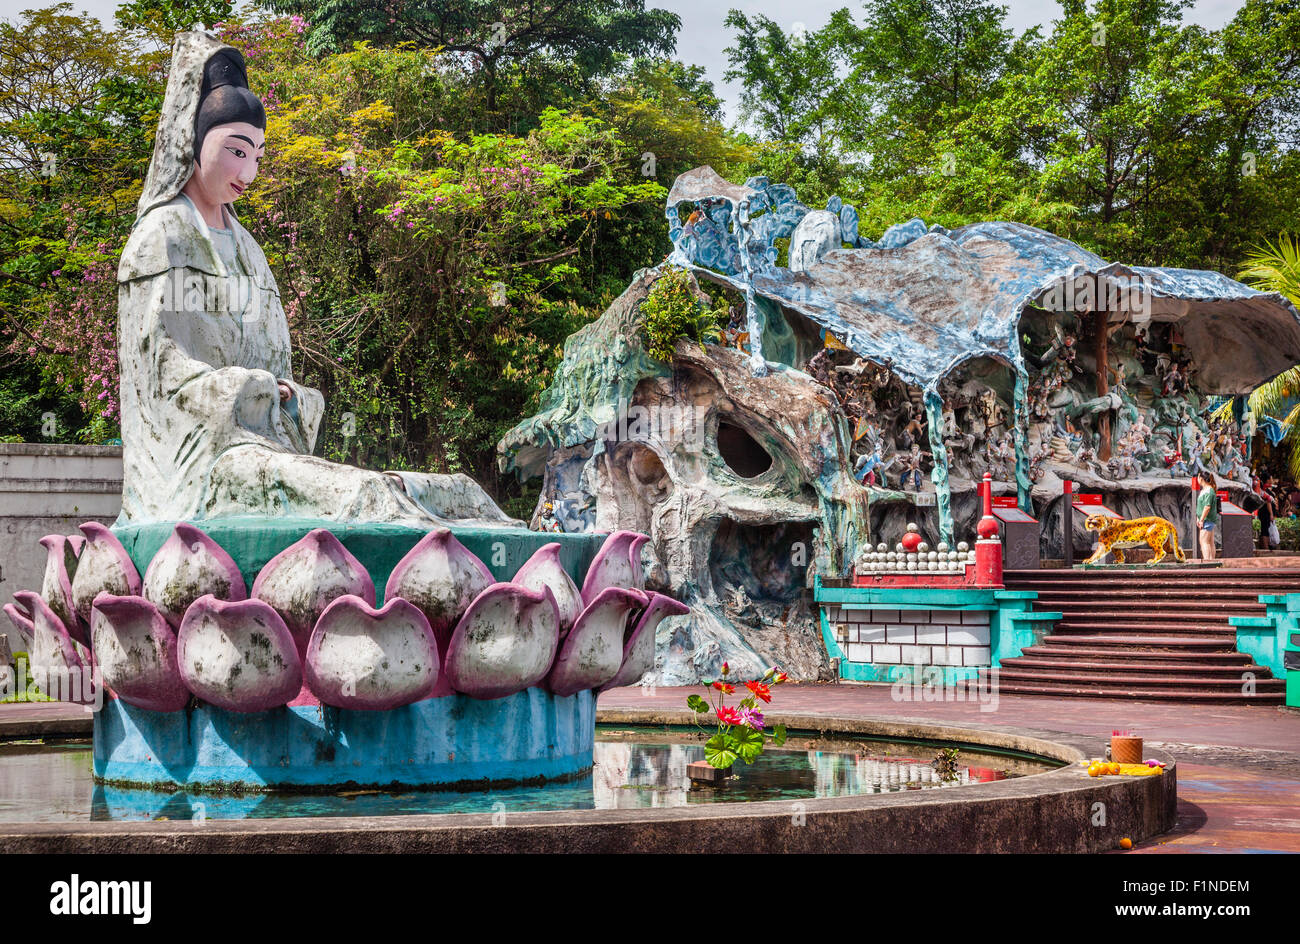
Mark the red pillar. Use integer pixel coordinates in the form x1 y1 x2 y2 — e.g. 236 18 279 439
975 472 1003 587
1063 478 1074 567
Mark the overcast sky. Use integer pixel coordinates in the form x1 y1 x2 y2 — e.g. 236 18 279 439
2 0 1251 123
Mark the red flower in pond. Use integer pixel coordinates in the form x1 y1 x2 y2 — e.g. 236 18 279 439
712 681 734 694
716 706 742 726
746 681 772 703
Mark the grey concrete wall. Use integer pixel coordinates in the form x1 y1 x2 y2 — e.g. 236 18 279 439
0 444 122 613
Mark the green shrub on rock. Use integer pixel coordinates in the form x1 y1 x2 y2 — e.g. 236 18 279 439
639 267 728 363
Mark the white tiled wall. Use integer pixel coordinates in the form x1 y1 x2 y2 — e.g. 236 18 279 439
827 606 992 667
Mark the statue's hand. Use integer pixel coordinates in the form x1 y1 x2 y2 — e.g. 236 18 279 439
277 381 294 403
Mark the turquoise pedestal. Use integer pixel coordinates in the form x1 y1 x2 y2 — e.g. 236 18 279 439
94 688 596 792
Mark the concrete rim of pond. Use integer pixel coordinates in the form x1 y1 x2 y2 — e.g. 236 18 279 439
0 708 1176 854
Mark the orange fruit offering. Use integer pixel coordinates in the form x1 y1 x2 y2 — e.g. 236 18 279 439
1088 763 1102 777
1120 838 1133 849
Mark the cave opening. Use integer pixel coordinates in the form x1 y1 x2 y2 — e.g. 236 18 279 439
717 421 773 478
709 519 814 604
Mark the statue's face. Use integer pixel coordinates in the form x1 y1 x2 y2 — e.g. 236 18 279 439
192 121 264 207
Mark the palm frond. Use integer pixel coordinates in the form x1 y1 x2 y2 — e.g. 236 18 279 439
1238 233 1300 303
1245 367 1300 418
1236 236 1300 476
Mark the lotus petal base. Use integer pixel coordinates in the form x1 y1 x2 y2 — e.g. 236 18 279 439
93 688 595 791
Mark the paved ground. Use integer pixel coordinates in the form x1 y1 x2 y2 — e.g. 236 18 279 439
599 682 1300 854
4 687 1296 853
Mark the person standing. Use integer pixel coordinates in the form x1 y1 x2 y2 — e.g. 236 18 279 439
1197 474 1220 560
1257 471 1279 550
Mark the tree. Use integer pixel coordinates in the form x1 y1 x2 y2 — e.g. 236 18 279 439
849 0 1014 128
262 0 680 115
722 10 849 161
1230 234 1300 480
0 3 135 170
0 4 155 442
1191 0 1300 269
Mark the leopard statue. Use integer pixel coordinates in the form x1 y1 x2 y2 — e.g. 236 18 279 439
1082 513 1187 565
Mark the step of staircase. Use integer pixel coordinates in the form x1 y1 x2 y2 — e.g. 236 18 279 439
1006 568 1300 577
1028 587 1286 599
999 656 1257 675
1041 633 1234 648
976 678 1286 704
995 568 1289 704
1004 570 1300 585
1006 582 1299 596
1033 600 1269 616
994 667 1281 689
1012 646 1253 664
1052 622 1239 637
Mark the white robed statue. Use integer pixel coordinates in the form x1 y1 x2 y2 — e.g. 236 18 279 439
117 32 514 527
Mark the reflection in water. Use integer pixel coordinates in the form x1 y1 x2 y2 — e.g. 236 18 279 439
0 733 1050 823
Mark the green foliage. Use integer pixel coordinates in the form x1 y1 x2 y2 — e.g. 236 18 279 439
726 0 1300 267
115 0 235 37
638 267 726 363
0 653 53 703
262 0 681 117
704 731 739 768
0 3 156 442
687 664 787 771
1233 234 1300 481
1277 516 1300 551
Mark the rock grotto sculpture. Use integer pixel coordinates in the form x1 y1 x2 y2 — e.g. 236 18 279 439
499 164 1300 684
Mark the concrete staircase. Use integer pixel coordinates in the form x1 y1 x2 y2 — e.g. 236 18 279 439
984 567 1296 703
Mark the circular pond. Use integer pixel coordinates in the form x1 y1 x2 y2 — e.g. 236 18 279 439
0 725 1060 823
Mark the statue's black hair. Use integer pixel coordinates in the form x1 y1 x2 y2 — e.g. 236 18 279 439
193 49 265 165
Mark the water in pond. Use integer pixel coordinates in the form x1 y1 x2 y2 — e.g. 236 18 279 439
0 728 1059 822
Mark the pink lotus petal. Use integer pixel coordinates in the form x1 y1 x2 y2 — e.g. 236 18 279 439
305 595 438 710
386 528 493 665
70 522 141 629
12 590 84 681
600 591 690 691
252 528 374 660
91 593 188 712
444 583 559 699
39 534 83 642
177 595 302 712
143 522 247 628
5 593 35 651
579 530 649 606
547 587 646 697
512 542 582 633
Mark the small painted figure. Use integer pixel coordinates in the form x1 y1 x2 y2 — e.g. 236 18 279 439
854 442 895 486
538 501 565 533
1164 445 1190 477
985 430 1014 476
898 443 931 491
901 405 927 450
1028 445 1048 482
1038 327 1079 394
1162 361 1188 397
